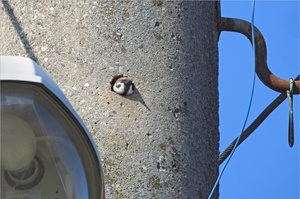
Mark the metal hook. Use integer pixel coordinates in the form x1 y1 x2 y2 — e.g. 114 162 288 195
220 17 300 94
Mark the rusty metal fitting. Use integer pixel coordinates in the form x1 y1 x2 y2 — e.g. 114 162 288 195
220 17 299 94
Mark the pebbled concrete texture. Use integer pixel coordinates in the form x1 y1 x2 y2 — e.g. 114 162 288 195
1 0 219 198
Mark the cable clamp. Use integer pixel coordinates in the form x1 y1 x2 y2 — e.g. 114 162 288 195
286 78 294 147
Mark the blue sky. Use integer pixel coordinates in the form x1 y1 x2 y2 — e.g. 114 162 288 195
219 1 299 199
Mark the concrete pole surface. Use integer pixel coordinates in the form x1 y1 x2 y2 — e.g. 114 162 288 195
1 0 219 198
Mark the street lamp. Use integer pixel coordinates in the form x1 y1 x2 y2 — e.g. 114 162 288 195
0 56 105 199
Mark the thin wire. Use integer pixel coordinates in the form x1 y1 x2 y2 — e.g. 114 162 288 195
208 1 256 198
219 74 299 164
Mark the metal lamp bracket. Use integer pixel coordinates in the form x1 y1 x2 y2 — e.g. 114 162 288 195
220 17 299 94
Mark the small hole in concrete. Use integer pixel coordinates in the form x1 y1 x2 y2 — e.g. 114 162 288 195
110 74 126 91
110 74 136 96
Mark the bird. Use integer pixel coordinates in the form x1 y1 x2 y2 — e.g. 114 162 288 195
112 76 135 96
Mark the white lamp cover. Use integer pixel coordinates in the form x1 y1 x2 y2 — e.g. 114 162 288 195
0 56 105 199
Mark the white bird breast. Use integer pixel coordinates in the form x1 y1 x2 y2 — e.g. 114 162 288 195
113 83 125 94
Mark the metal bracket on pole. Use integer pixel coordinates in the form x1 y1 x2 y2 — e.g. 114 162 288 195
220 17 300 94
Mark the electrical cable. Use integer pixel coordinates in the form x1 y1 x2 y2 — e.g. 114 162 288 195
219 74 300 164
208 1 256 198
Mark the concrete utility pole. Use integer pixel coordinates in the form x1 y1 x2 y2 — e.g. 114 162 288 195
1 1 220 198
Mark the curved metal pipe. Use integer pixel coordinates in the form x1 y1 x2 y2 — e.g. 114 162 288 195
220 17 299 94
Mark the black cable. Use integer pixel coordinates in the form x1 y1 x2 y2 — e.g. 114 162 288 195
219 93 285 164
219 75 300 165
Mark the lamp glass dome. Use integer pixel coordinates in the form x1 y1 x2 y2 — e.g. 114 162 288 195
1 82 104 199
